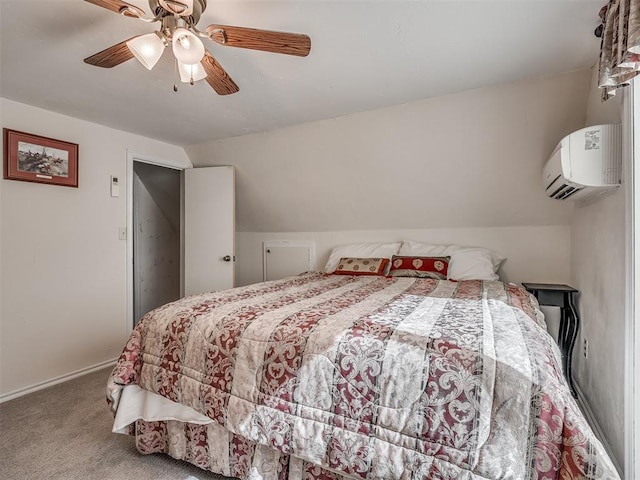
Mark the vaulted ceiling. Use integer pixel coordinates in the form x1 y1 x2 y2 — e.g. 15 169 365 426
0 0 603 146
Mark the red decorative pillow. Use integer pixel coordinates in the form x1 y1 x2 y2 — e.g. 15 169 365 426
333 257 390 276
388 255 450 279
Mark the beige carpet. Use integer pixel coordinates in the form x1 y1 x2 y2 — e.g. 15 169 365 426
0 367 235 479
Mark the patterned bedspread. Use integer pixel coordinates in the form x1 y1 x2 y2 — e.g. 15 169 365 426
107 273 619 479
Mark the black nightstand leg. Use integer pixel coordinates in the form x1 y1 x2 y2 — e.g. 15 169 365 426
565 293 579 398
558 306 568 358
521 283 580 399
559 307 573 395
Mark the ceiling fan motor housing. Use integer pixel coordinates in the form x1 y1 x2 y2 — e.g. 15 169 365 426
151 0 207 23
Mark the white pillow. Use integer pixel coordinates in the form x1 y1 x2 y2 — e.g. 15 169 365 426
324 242 401 273
398 240 452 257
447 249 500 281
399 240 506 280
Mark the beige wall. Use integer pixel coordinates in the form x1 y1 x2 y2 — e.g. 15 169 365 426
236 226 570 288
570 66 626 468
186 70 590 233
186 70 590 295
0 98 190 398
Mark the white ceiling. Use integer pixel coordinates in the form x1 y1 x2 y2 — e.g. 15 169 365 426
0 0 603 146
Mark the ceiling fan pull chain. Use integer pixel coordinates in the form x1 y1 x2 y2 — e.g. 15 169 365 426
173 59 179 92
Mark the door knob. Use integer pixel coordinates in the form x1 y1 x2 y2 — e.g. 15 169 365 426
223 255 232 262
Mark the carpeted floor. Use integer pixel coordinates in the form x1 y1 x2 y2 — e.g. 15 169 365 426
0 367 234 479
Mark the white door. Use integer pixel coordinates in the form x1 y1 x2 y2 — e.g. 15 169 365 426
184 166 235 295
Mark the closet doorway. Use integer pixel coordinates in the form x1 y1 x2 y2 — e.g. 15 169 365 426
132 161 181 325
126 156 236 331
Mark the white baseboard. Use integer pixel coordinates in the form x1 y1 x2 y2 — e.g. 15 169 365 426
0 358 117 403
574 380 623 476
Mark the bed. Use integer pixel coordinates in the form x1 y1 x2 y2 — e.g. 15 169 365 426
107 268 620 479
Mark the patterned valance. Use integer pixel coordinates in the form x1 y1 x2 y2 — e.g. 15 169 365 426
598 0 640 100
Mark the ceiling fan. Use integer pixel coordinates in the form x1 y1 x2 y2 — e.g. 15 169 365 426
83 0 311 95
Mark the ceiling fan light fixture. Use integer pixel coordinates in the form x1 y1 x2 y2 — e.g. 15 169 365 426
177 60 207 83
84 0 311 96
127 32 165 70
172 28 205 65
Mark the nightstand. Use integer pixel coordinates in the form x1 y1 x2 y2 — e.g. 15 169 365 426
521 283 579 398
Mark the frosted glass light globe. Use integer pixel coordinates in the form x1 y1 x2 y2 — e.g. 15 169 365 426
127 33 165 70
178 61 207 83
172 28 205 65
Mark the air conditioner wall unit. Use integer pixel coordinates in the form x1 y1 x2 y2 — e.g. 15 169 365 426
543 124 622 201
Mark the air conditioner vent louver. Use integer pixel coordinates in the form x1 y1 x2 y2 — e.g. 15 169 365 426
545 174 562 192
554 184 583 200
542 124 622 201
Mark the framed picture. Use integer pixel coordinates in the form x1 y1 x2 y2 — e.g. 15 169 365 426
3 129 78 188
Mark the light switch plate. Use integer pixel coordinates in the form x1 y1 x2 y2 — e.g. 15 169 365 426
118 227 127 240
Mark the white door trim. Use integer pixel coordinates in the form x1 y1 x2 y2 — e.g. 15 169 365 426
625 81 638 479
125 150 192 336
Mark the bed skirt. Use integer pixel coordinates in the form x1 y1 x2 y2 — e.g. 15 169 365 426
131 418 354 480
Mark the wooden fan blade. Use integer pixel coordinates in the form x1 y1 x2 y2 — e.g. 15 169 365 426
206 25 311 57
84 0 145 18
201 52 239 95
84 37 137 68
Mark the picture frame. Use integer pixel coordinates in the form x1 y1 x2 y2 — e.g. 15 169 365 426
3 128 78 188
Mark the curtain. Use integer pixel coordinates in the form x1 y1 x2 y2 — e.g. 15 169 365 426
598 0 640 100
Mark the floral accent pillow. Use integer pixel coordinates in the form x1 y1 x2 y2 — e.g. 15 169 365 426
324 242 401 273
388 255 450 279
333 257 390 276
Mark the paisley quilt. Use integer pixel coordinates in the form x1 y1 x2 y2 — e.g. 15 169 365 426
107 273 619 479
